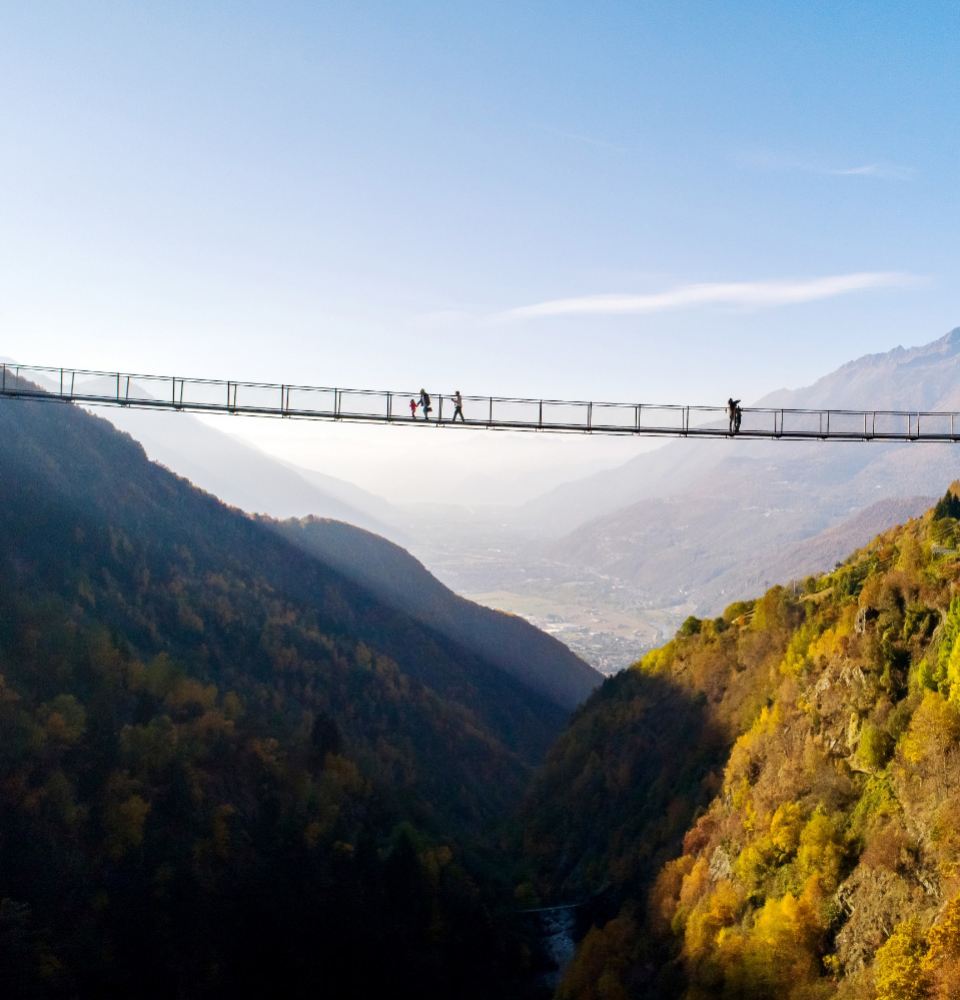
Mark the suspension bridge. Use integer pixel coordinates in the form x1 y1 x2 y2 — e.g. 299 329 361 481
2 362 959 442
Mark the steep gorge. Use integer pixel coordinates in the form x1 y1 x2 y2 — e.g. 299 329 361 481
10 383 960 1000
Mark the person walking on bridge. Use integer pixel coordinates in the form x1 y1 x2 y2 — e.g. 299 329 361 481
727 397 741 435
451 390 464 422
419 388 432 421
409 398 419 419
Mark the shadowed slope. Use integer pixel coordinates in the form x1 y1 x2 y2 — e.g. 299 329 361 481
0 389 570 997
271 517 601 710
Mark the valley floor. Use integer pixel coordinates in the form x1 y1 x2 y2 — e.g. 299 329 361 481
406 525 688 673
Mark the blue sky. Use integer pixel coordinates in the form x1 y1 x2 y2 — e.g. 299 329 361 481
2 2 958 500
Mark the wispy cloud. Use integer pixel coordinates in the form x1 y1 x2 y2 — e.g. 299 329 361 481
819 163 914 180
503 272 925 320
739 150 914 181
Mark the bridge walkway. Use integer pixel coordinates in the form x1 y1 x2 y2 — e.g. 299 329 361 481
3 363 958 442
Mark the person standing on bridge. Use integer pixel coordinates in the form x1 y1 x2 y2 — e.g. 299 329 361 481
727 397 741 435
419 388 432 420
409 398 419 419
451 389 464 422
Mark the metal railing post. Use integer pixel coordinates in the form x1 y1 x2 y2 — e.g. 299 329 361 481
539 399 543 428
587 402 593 431
488 397 493 425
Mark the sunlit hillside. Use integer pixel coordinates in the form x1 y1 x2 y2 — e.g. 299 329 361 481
524 486 960 999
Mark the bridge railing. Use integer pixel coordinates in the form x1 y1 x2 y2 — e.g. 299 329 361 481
3 363 960 440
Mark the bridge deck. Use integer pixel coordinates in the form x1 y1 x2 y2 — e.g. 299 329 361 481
3 363 959 442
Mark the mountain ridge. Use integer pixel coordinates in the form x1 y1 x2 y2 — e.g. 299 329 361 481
271 516 600 710
537 329 960 627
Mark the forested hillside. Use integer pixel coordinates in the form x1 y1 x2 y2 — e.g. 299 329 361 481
524 485 960 999
0 392 570 997
271 517 600 710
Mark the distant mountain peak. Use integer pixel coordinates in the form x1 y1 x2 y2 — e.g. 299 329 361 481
756 326 960 411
